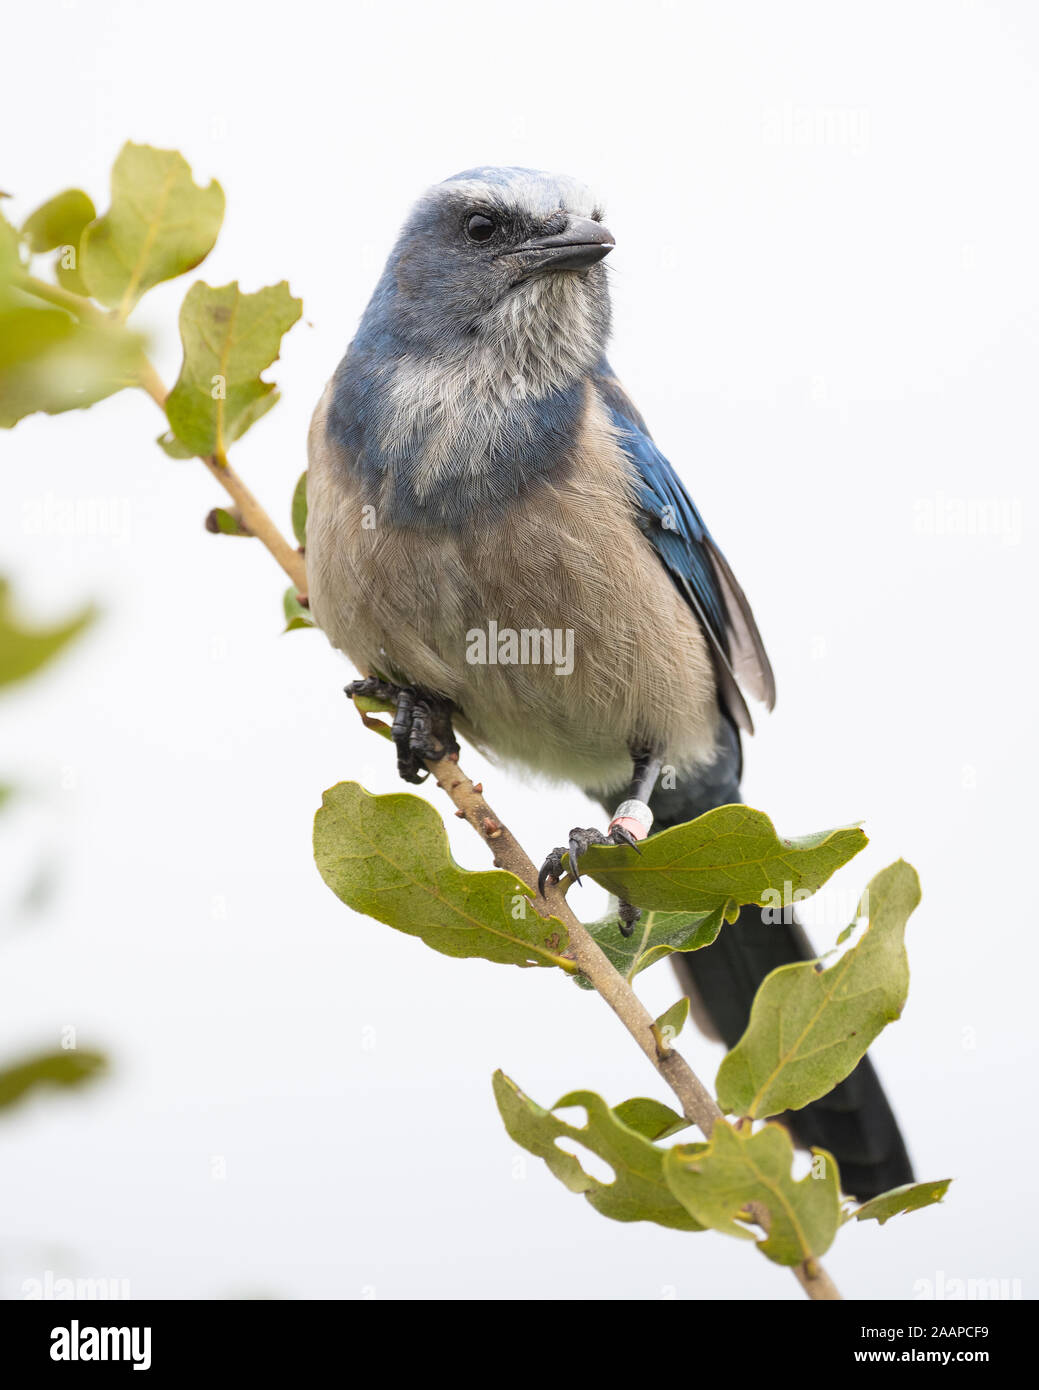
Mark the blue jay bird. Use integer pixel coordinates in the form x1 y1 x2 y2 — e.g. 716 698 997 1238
306 166 913 1201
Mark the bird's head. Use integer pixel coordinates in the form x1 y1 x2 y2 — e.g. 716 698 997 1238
371 166 615 377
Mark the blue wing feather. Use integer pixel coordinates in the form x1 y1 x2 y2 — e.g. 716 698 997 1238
593 362 775 732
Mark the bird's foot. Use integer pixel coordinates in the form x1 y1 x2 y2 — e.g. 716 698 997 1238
538 823 642 894
538 797 655 936
345 678 459 784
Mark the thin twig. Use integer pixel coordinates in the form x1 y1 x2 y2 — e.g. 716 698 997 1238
137 361 307 593
18 273 307 595
34 262 837 1296
424 751 841 1302
18 272 110 323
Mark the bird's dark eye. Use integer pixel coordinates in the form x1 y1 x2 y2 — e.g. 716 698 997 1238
465 213 496 243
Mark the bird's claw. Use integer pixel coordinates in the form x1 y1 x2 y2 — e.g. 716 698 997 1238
537 823 642 897
345 676 401 707
345 678 459 784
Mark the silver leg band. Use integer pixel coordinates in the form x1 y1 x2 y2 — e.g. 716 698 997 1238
610 799 654 833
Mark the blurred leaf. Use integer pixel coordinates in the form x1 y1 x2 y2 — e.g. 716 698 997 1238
81 143 224 313
291 470 308 547
0 305 144 427
0 303 69 365
664 1121 840 1266
851 1179 952 1226
21 189 95 253
164 281 301 458
0 1050 107 1112
57 257 90 297
206 506 250 536
282 586 314 631
0 208 22 284
493 1071 704 1230
611 1096 690 1142
314 782 572 969
0 579 95 688
578 805 867 915
715 861 920 1119
578 904 724 988
156 428 194 460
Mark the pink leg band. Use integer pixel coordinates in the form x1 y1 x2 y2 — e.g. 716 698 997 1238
608 799 653 842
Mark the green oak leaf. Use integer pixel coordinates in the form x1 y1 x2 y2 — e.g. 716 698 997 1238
164 281 301 458
0 580 95 688
578 904 725 987
493 1071 704 1230
291 471 308 547
612 1096 691 1141
158 396 280 461
577 805 866 914
352 693 395 741
0 305 144 427
0 1050 107 1112
654 996 690 1047
715 860 920 1119
21 189 97 292
664 1120 840 1265
224 384 281 441
23 190 97 253
314 782 572 969
283 586 315 632
851 1179 952 1226
81 143 224 314
206 507 250 537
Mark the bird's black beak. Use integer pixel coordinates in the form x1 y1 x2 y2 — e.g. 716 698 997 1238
504 217 615 274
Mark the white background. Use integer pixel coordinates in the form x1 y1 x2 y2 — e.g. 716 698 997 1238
1 0 1035 1300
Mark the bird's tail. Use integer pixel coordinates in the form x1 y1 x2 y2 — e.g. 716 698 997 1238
595 724 914 1202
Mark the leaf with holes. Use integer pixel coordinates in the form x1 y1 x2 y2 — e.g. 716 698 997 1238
314 782 571 969
81 143 224 313
664 1120 840 1265
494 1071 703 1230
163 281 301 458
715 860 919 1120
578 805 866 915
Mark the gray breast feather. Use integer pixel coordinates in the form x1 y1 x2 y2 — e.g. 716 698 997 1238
306 380 721 794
